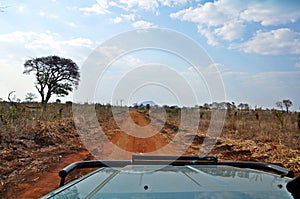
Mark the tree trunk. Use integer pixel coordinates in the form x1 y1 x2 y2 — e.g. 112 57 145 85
40 88 53 112
42 102 47 111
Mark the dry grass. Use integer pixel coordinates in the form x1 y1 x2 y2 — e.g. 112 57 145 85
0 103 299 197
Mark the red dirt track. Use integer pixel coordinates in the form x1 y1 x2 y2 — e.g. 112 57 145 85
13 151 93 199
2 109 299 198
6 110 174 198
109 110 178 156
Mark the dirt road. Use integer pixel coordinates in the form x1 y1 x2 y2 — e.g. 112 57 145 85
8 110 176 198
8 151 94 199
5 109 298 198
107 110 179 159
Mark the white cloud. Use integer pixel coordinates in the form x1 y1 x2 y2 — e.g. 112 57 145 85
79 0 160 14
38 11 59 19
94 46 126 63
214 21 245 41
117 0 188 12
0 31 94 63
39 11 46 16
170 0 300 49
232 28 300 55
197 25 219 46
294 62 300 68
170 1 243 45
158 0 189 7
0 31 58 49
224 70 300 86
79 0 189 16
18 5 26 12
113 17 123 24
222 71 248 76
112 54 144 69
170 3 230 26
63 38 93 48
132 20 154 29
121 13 136 21
240 2 300 26
119 0 159 12
79 0 110 15
67 22 78 27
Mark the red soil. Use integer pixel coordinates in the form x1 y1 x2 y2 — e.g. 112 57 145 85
6 150 94 199
6 110 174 198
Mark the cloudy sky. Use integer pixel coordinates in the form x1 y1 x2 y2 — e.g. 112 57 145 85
0 0 300 109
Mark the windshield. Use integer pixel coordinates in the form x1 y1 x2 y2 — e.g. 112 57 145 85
0 1 299 199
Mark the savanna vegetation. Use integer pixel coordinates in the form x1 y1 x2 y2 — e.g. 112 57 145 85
0 100 299 198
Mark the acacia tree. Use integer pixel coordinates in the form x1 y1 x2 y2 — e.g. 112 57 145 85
283 99 293 113
276 99 293 113
237 103 250 110
23 55 80 110
25 92 37 102
275 101 283 112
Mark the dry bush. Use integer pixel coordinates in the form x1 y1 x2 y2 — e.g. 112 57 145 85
1 103 299 197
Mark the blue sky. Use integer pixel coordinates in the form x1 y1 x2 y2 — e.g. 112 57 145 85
0 0 300 109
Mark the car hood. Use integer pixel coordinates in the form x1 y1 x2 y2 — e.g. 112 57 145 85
41 165 293 199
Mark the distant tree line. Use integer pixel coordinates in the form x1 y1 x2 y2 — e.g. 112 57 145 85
199 100 293 112
201 102 249 110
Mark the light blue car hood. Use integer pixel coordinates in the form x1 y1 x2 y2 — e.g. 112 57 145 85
41 165 293 199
